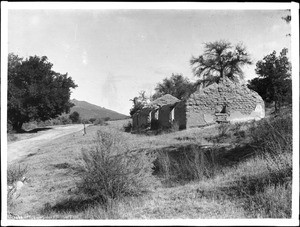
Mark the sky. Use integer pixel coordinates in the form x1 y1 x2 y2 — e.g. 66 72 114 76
7 8 291 115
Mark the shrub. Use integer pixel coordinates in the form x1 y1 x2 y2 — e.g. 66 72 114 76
7 164 28 208
123 121 132 132
61 116 72 125
217 122 230 138
93 118 107 126
104 117 111 122
74 130 158 206
22 121 38 131
89 118 96 123
51 115 72 125
7 164 28 185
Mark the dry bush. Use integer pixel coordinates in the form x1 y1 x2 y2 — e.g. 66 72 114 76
7 164 28 185
217 122 231 138
74 130 158 206
7 164 28 209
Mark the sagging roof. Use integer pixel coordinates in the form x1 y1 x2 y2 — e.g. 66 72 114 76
136 94 180 115
149 94 180 108
149 94 180 107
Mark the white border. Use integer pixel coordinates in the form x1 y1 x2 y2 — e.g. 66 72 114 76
1 2 299 226
4 2 294 10
291 2 300 222
1 1 9 223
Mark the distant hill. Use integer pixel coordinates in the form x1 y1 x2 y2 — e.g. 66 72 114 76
70 99 130 121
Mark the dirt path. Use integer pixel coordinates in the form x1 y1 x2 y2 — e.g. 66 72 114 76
7 124 87 164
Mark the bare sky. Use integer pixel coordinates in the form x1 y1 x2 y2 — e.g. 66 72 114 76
8 9 291 115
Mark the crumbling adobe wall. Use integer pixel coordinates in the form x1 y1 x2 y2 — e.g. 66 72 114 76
139 108 152 129
158 105 174 129
174 101 187 129
132 113 138 130
185 78 265 127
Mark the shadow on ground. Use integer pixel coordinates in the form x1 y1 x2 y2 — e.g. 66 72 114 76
41 196 105 215
18 127 53 134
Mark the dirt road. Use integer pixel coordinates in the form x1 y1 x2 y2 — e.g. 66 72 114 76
7 124 86 164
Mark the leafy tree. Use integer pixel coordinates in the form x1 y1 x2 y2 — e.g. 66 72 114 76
69 111 80 123
248 48 292 112
190 40 252 87
152 73 196 100
129 90 149 117
8 53 77 131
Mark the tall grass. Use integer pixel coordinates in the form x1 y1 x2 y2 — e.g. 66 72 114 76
154 145 221 184
154 114 292 217
217 114 293 218
74 129 158 207
7 164 28 185
7 164 28 209
248 115 292 154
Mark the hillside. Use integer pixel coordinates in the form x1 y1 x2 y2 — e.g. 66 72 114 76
7 113 292 220
70 99 129 121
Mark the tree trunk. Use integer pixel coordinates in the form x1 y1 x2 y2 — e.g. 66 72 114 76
273 86 282 113
12 121 24 132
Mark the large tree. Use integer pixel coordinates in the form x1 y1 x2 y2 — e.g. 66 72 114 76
190 40 252 87
8 53 77 131
152 73 196 100
248 48 292 112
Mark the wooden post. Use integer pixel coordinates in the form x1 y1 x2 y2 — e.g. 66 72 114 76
83 122 86 136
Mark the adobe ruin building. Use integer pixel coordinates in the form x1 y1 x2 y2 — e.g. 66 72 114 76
174 77 265 129
132 78 265 131
132 94 179 131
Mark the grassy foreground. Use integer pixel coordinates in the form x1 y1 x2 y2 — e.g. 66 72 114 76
7 113 292 219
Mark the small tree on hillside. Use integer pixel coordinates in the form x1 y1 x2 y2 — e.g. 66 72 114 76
152 73 196 100
190 40 252 87
69 111 80 123
248 48 292 112
8 53 77 131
